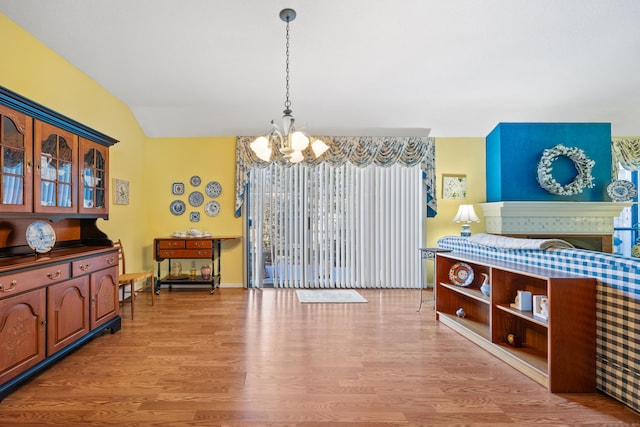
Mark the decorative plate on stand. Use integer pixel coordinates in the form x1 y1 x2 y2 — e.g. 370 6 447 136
26 220 56 253
449 262 474 287
607 180 637 202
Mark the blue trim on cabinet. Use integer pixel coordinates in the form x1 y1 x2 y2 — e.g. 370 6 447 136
0 85 118 147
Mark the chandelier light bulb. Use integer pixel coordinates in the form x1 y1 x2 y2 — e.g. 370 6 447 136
290 131 310 151
311 139 329 157
250 136 269 153
289 150 304 163
256 146 272 162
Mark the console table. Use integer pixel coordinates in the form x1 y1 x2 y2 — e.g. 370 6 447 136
153 237 237 294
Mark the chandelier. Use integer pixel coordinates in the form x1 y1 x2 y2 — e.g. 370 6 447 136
250 8 329 163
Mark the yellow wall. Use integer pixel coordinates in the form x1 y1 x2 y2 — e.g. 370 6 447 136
0 14 149 271
143 137 244 285
427 137 487 247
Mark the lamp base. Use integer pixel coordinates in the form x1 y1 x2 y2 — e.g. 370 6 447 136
460 224 471 237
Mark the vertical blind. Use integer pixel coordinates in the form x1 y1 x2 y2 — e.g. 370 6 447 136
248 162 423 289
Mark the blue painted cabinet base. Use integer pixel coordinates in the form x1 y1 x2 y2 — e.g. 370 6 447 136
0 316 121 402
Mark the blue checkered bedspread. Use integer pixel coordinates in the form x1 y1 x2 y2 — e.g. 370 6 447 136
438 236 640 413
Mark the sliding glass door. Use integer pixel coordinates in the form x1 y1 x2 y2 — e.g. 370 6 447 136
247 162 423 289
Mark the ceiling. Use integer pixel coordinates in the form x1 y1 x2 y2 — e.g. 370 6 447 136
1 0 640 138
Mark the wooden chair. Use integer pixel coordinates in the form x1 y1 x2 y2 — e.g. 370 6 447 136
114 239 154 319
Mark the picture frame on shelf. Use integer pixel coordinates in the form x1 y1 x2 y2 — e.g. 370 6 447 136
533 295 549 320
442 174 467 200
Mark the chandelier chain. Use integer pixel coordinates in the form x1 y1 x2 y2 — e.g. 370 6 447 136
250 8 330 164
284 18 291 111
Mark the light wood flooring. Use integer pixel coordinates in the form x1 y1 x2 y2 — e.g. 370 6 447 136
1 288 639 427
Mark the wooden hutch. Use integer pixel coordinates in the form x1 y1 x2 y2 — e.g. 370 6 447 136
0 86 120 401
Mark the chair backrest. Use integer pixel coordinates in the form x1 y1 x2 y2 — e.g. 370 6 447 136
113 239 127 275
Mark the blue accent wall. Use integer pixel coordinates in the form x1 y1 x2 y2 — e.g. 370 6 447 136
486 123 612 202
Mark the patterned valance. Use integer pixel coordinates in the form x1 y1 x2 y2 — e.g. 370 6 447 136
612 138 640 176
235 136 437 217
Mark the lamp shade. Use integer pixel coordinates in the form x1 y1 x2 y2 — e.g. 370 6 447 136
453 204 480 223
290 131 310 151
311 139 329 157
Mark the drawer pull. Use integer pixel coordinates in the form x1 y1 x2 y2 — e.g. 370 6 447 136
107 256 116 265
47 270 62 280
79 263 91 271
0 280 17 293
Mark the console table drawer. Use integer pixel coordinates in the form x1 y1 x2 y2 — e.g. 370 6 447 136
186 240 212 249
158 249 212 259
0 263 70 298
158 240 185 249
71 251 118 276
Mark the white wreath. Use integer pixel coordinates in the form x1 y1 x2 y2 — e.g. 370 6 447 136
536 144 595 196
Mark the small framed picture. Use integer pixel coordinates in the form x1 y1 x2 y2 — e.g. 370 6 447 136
114 179 130 205
442 174 467 200
172 182 185 195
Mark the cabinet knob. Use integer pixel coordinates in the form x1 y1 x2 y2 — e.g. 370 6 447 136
0 280 17 293
47 270 62 280
107 256 116 264
80 263 91 271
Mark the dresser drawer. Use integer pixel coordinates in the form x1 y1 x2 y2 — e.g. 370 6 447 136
72 250 118 276
0 263 70 298
158 240 185 249
157 249 212 259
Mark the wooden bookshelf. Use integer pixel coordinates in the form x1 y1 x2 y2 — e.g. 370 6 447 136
435 251 596 392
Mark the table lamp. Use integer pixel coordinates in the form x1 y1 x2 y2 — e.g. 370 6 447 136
453 204 480 237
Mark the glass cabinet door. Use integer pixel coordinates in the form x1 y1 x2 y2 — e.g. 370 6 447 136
0 105 33 213
34 121 78 213
79 138 109 215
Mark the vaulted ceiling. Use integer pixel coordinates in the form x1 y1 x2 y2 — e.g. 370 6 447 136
1 0 639 138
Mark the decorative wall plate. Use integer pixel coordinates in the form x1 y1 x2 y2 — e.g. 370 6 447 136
172 182 185 195
205 181 222 198
190 175 201 186
188 191 204 207
190 212 200 222
170 200 186 216
205 200 220 217
26 220 56 253
606 180 637 202
449 262 474 287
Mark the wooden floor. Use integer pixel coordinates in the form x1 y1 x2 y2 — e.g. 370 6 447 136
1 288 639 427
